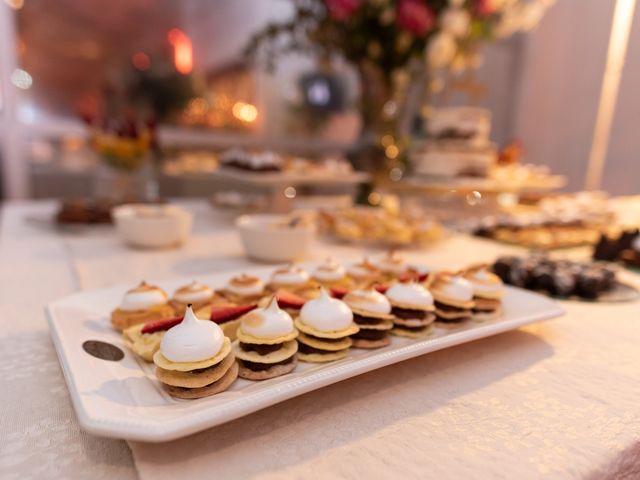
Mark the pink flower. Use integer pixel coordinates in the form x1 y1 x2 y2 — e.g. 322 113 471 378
475 0 495 16
325 0 362 21
397 0 434 36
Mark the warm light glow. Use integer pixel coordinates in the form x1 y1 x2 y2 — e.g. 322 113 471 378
232 102 258 123
284 186 297 199
385 144 399 159
132 52 151 71
585 0 637 189
381 134 394 147
4 0 24 10
167 28 193 74
11 68 32 89
368 191 382 206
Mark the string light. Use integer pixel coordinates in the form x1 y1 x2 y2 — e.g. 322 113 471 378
232 102 258 123
385 144 399 159
11 68 32 89
167 28 193 74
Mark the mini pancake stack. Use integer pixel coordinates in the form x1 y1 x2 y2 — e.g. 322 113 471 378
385 282 436 338
430 273 475 324
153 305 237 399
111 281 175 331
233 297 298 380
343 289 394 348
463 265 505 321
294 288 359 362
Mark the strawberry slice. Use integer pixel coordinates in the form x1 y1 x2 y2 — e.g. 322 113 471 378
275 289 307 309
398 272 430 283
329 286 349 299
210 304 257 324
141 316 183 334
374 284 389 294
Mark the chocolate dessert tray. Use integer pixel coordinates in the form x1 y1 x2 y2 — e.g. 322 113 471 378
47 265 564 442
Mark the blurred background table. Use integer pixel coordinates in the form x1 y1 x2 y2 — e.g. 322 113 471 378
1 200 640 480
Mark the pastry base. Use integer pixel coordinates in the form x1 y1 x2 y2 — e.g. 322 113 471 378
351 337 391 349
164 362 238 399
238 355 298 380
156 352 236 388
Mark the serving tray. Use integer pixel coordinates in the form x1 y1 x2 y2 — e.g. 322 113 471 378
47 266 564 442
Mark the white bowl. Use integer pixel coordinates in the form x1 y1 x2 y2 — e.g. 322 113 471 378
236 214 315 262
113 204 193 249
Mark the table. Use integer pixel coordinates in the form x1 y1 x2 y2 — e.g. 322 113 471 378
1 200 640 480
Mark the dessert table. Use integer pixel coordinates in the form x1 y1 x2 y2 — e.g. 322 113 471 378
2 200 640 480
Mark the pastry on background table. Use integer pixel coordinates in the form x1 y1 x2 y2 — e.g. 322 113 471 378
430 273 475 324
111 281 175 331
169 280 215 312
153 305 237 399
295 288 358 362
385 282 436 338
343 289 394 349
233 297 298 380
220 274 266 304
373 251 408 279
463 265 505 320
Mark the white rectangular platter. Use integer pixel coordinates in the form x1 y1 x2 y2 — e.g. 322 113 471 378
47 266 564 442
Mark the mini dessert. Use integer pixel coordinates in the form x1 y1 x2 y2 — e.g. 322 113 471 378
312 258 352 289
111 282 175 331
170 280 214 312
347 257 382 286
193 303 259 341
343 289 394 348
373 251 408 278
385 282 436 338
463 265 505 321
295 288 359 362
268 265 315 297
153 305 237 399
123 315 182 362
430 274 475 324
233 297 298 380
221 274 266 304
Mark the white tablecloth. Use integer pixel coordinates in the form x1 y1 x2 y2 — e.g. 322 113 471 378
1 200 640 479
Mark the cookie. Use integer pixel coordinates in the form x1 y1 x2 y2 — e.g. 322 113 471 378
236 328 298 345
354 320 394 331
391 325 434 339
431 292 474 310
238 355 298 380
297 332 352 351
392 315 435 328
351 337 391 349
298 349 348 363
294 317 359 339
472 309 501 322
156 352 236 388
233 339 298 363
164 362 239 399
153 338 231 372
388 299 435 311
349 306 394 321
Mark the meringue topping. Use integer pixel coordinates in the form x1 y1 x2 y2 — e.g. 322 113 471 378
159 305 224 362
313 258 346 283
299 288 353 331
173 281 213 304
386 282 434 308
464 266 505 297
226 274 265 297
120 281 168 312
343 288 391 315
431 274 474 302
347 257 381 279
240 297 295 339
270 265 310 286
374 251 407 275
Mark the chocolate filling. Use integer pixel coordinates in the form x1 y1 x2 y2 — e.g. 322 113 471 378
435 314 468 323
298 343 337 355
239 356 294 371
395 324 430 332
300 333 346 344
353 313 385 325
240 342 283 355
472 307 497 314
352 329 387 340
434 301 467 313
391 306 427 320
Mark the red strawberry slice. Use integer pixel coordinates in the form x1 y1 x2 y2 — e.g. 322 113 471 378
210 304 257 324
141 316 183 334
374 284 389 294
398 271 430 283
275 290 307 309
329 286 349 299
